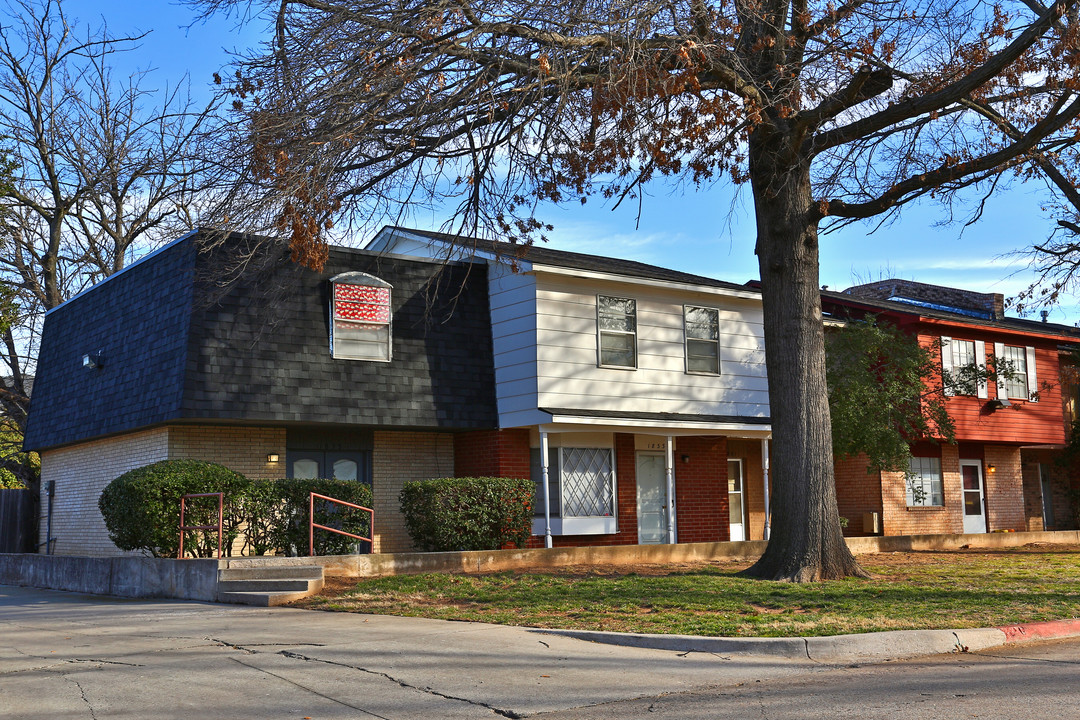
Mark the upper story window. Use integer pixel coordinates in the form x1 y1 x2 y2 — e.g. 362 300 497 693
597 295 636 368
685 305 721 375
996 343 1038 401
330 272 392 362
940 336 987 398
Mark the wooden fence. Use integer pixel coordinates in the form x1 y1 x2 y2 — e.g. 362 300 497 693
0 489 35 553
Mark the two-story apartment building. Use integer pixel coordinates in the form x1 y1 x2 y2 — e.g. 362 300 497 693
822 279 1079 537
367 227 774 549
24 227 775 556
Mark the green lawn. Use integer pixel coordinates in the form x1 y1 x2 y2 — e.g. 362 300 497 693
296 546 1080 637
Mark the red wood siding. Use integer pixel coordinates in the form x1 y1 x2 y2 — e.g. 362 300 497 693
921 331 1066 445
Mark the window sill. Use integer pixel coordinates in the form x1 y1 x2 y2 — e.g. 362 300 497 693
532 516 617 536
905 505 946 510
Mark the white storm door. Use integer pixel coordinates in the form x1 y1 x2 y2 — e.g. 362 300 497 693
636 453 668 544
728 459 746 541
961 460 986 534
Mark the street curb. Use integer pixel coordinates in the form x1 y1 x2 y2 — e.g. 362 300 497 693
997 618 1080 643
532 619 1080 664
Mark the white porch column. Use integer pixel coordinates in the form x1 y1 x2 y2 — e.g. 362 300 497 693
540 430 553 548
666 436 676 544
762 437 771 540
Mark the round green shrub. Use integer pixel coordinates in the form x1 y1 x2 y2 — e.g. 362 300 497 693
400 477 533 552
98 460 249 558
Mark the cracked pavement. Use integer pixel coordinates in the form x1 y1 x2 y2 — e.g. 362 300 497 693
0 585 831 718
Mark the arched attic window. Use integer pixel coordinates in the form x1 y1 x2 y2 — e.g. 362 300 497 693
330 272 392 362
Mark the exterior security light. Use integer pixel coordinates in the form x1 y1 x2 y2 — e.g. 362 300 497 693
82 352 104 370
267 453 280 463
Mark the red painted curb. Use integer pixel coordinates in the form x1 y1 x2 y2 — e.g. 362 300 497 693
997 619 1080 643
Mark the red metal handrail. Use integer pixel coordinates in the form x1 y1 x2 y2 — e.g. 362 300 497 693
179 492 224 559
309 492 374 556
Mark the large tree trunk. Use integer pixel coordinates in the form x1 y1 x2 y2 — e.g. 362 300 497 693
742 129 868 581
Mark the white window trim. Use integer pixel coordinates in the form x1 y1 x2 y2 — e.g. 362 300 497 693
941 336 988 398
596 294 637 370
531 441 619 536
906 456 944 507
993 342 1039 402
329 272 393 362
684 304 722 376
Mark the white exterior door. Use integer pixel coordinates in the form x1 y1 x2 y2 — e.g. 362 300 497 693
636 453 668 544
961 460 986 534
728 459 746 541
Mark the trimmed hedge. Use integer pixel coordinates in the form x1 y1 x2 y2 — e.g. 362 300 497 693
399 476 533 552
98 460 248 558
98 461 374 558
275 478 374 556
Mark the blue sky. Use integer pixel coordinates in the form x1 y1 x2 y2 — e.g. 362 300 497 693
63 0 1080 325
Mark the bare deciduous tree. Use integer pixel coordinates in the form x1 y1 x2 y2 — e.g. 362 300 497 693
196 0 1080 580
0 0 219 489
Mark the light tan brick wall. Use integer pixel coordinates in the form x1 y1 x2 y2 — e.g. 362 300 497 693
882 444 963 536
372 430 455 553
39 428 170 557
985 445 1025 531
167 426 286 479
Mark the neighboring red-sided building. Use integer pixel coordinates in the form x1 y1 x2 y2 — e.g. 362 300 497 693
822 279 1079 537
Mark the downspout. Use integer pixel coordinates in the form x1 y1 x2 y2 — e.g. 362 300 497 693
666 436 676 544
540 430 552 549
761 438 771 541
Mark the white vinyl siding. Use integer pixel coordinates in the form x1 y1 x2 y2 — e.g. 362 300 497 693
535 278 769 419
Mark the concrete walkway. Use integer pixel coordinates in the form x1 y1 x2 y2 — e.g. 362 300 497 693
3 584 1079 718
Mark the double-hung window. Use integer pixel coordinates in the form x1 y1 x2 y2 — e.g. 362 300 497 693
597 296 636 368
330 272 392 361
684 305 721 374
906 456 943 507
991 343 1038 402
940 336 987 397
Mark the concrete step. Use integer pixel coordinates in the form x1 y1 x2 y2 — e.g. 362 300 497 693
217 578 317 593
216 590 317 607
218 566 324 581
215 564 326 606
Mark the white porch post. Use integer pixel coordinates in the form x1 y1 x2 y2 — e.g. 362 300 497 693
666 436 676 544
762 437 771 541
541 430 553 548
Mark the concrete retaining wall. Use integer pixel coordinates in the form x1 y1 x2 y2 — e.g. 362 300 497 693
224 529 1080 578
0 554 219 601
5 529 1079 601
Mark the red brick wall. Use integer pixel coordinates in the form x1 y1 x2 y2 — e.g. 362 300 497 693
673 436 728 543
834 454 884 536
453 429 531 479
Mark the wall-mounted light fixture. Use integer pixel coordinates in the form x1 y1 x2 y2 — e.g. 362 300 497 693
681 454 690 464
987 464 996 474
82 352 104 370
267 453 280 463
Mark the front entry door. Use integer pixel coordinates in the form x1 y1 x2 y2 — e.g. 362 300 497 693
636 453 669 544
728 459 746 541
961 460 986 534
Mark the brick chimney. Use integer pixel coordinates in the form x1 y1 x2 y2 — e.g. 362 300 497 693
843 279 1004 320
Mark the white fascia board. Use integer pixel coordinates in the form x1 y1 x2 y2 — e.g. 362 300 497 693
530 263 761 301
366 227 535 270
45 228 201 316
540 415 772 438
